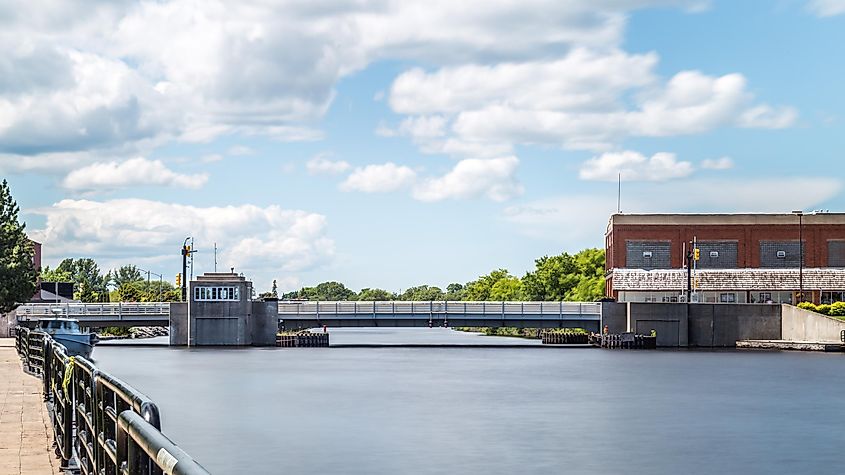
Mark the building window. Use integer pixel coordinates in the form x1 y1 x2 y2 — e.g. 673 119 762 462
193 286 241 301
758 292 772 303
821 291 845 305
720 293 736 303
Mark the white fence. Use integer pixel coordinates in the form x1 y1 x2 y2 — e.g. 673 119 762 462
278 301 601 316
16 303 170 318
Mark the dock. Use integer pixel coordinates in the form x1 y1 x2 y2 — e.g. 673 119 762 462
0 339 61 475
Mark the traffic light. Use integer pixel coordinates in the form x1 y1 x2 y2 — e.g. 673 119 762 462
176 273 181 287
693 248 700 261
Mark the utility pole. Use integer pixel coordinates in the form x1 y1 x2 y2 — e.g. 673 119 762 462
793 210 804 303
214 242 218 272
181 238 195 301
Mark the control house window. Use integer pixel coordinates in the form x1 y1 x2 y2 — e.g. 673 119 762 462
194 286 241 301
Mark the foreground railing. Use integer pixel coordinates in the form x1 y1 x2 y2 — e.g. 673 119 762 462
15 327 208 474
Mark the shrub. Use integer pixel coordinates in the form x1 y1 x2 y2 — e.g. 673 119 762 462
816 304 831 315
797 302 817 312
830 302 845 317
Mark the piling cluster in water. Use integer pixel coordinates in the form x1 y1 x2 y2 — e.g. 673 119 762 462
540 331 589 344
589 333 657 349
276 332 330 348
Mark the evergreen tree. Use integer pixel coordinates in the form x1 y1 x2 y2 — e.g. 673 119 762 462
0 180 37 313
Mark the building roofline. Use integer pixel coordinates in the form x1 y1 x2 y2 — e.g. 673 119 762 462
608 212 845 230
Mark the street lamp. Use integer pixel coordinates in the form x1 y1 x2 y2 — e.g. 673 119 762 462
137 268 164 302
792 210 804 303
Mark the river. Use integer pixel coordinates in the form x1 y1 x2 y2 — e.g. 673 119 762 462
93 328 845 474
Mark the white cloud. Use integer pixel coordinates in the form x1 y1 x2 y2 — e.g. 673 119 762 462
30 198 335 278
413 156 523 202
338 156 523 202
201 153 224 163
306 154 352 175
340 163 417 193
1 0 709 160
0 48 175 155
808 0 845 16
62 157 208 191
701 156 734 170
579 151 694 182
227 145 254 156
389 57 797 154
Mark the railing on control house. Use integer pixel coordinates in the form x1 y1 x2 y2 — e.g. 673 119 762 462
15 327 208 475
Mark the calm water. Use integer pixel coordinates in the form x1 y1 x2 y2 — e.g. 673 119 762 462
94 329 845 474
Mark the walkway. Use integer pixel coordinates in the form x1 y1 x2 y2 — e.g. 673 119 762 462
0 339 60 475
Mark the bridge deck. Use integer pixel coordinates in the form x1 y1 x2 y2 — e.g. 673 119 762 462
15 301 601 330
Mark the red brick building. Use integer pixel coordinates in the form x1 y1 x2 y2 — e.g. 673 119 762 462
605 213 845 304
32 240 41 271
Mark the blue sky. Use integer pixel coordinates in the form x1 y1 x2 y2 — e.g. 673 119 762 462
2 0 844 293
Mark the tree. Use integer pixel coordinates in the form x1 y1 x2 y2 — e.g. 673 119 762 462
398 285 444 301
112 280 180 302
445 283 465 301
0 180 37 313
521 254 579 301
40 265 72 283
285 281 355 301
107 265 144 288
271 280 278 298
489 276 525 301
52 258 109 302
464 269 512 301
356 288 395 301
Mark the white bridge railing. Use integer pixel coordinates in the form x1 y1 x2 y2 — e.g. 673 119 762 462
15 303 170 318
278 301 601 317
15 301 602 320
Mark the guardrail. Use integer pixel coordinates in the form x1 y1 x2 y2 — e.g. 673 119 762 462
15 302 171 318
278 300 602 316
15 327 208 474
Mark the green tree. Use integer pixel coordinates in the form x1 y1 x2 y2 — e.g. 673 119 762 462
445 283 465 301
0 180 37 313
464 269 512 301
40 265 73 283
398 285 445 301
489 276 525 301
112 280 180 302
107 265 144 288
521 254 579 301
271 279 278 298
286 281 355 300
356 288 395 301
53 258 109 302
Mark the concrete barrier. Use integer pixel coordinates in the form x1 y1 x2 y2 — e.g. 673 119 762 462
781 305 845 343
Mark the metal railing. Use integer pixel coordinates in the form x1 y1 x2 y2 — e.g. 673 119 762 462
15 327 208 474
15 302 171 318
278 300 602 316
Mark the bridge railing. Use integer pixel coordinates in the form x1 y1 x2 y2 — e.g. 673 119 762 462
14 327 208 474
279 300 602 316
15 302 171 319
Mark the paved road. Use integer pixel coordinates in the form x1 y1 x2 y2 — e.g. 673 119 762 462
0 339 60 475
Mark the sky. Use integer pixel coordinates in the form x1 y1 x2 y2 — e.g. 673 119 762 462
2 0 845 294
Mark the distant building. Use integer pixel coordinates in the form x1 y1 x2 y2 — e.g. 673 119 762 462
32 240 41 271
605 213 845 304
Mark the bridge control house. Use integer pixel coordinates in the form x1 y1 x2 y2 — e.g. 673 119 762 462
605 213 845 305
170 272 277 346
